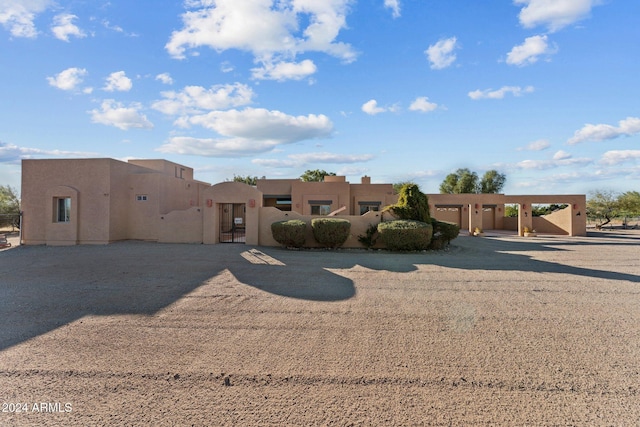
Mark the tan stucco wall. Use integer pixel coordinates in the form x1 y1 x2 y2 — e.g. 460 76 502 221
428 193 586 236
202 182 262 245
22 159 115 245
158 207 204 243
21 160 587 246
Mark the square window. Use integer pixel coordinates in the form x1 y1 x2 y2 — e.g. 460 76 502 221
136 195 148 201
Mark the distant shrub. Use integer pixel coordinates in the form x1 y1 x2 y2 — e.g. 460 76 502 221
377 220 433 251
271 219 307 248
357 223 378 249
311 218 351 248
429 220 460 250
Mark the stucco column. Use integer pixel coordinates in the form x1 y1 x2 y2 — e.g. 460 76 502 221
468 202 482 233
517 203 533 236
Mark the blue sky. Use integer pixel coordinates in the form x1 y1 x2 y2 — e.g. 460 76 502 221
1 0 639 195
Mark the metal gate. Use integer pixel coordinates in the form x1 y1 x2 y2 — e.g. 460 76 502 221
219 203 246 243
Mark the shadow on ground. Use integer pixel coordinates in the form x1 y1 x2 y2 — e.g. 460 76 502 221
1 231 638 351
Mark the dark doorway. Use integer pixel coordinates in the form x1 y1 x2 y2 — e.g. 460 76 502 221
219 203 246 243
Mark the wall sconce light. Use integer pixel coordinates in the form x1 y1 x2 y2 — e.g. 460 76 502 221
522 204 527 210
577 211 581 216
525 212 528 217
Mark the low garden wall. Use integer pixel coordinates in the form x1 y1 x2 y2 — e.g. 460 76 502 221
258 207 385 248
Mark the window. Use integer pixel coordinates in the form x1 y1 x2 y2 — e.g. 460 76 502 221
358 201 381 215
56 197 71 222
309 200 332 215
136 195 148 201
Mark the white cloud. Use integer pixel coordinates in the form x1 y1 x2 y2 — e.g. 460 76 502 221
361 99 399 115
103 71 133 92
159 107 333 157
51 13 86 42
516 151 591 170
600 150 640 166
46 67 88 91
384 0 401 18
152 83 254 116
0 0 52 38
253 151 374 168
409 97 438 113
425 37 458 70
0 141 96 164
165 0 356 69
568 117 640 144
362 99 385 115
155 73 174 85
552 150 571 160
468 85 534 100
506 35 557 66
251 59 317 81
89 100 153 130
519 139 550 151
515 0 597 32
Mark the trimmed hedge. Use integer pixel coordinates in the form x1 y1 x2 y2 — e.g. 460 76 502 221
271 219 307 248
429 220 460 249
377 220 433 251
311 218 351 248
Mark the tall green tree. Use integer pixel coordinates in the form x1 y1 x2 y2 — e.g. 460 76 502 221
0 185 20 230
439 168 478 194
479 170 507 194
300 169 336 182
587 190 618 228
617 191 640 227
440 168 506 194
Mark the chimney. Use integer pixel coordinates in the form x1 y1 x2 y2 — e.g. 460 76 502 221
361 176 371 184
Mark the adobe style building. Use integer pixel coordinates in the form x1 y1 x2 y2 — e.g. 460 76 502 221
20 158 586 246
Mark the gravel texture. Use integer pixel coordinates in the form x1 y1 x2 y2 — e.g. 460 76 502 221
1 230 639 426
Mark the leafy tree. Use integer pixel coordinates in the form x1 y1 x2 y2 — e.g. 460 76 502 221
617 191 640 227
300 169 336 182
587 190 619 228
232 175 263 186
0 185 20 230
440 168 478 194
385 183 430 223
440 168 506 194
479 170 507 194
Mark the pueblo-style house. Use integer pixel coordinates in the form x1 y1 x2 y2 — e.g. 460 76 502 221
20 158 586 246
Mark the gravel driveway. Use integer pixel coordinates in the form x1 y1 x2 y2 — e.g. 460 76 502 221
1 231 639 426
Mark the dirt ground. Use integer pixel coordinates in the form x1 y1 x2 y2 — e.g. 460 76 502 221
1 230 639 426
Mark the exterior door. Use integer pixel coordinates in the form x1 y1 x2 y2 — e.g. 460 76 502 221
219 203 246 243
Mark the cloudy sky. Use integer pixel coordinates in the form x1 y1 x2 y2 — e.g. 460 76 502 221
1 0 638 194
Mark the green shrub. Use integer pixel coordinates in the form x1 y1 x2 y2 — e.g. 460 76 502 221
385 183 431 223
311 218 351 248
357 223 378 249
271 219 307 248
377 220 433 251
429 220 460 249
